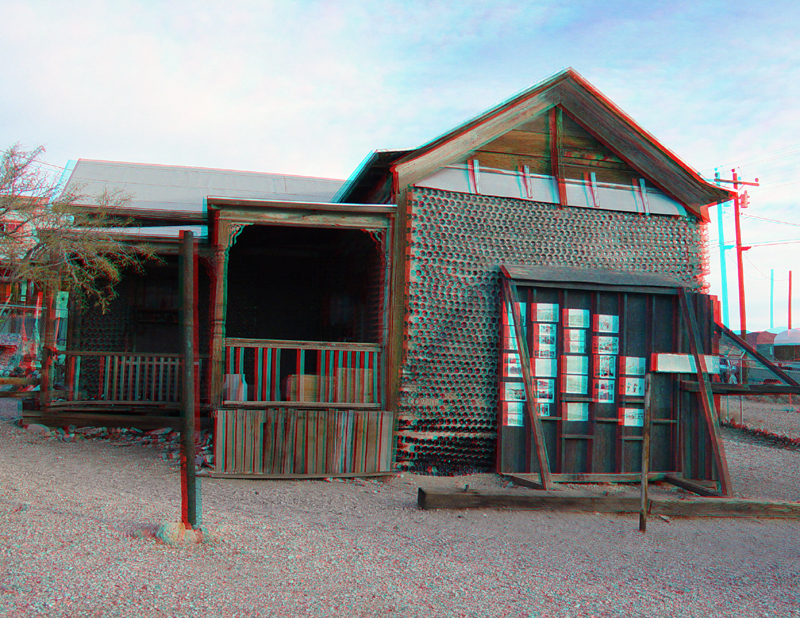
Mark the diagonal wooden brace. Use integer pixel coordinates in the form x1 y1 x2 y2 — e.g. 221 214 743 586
501 277 552 489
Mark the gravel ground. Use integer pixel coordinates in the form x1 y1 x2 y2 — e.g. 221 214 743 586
2 413 800 617
719 396 800 441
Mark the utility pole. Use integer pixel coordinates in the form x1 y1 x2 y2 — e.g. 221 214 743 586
770 269 775 330
733 170 747 337
790 271 793 330
714 171 732 328
712 170 759 336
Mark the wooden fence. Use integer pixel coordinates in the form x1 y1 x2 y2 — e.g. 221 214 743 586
215 407 393 475
224 338 381 406
53 351 205 404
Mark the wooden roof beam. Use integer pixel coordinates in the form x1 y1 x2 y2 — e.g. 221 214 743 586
393 93 558 191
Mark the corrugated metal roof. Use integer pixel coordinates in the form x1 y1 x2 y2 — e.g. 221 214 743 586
62 159 345 215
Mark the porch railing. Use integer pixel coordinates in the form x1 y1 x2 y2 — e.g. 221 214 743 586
224 338 381 407
50 351 206 406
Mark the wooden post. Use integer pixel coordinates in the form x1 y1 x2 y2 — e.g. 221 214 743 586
789 270 793 330
180 231 198 528
679 288 733 495
40 285 56 409
209 217 231 409
501 276 552 489
549 106 567 207
639 373 652 532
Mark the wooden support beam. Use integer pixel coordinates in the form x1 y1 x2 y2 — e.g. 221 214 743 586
681 381 800 396
506 472 670 488
678 289 733 496
502 277 552 489
640 374 652 532
715 321 800 387
549 106 567 206
418 488 800 518
664 474 725 498
550 472 668 483
506 474 544 490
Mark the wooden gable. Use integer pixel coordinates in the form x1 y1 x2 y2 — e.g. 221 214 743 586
384 69 734 220
462 108 645 187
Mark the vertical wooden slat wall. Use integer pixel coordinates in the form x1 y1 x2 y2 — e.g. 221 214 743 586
214 408 393 474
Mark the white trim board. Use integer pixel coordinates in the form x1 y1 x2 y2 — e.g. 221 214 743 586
415 164 688 217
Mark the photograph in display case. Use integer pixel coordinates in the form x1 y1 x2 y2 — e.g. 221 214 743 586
593 379 615 403
562 355 588 375
535 379 555 403
561 374 588 395
532 358 557 377
564 308 590 328
564 402 589 422
502 401 524 427
563 328 586 353
532 303 558 322
593 314 619 333
621 356 646 375
620 377 645 396
592 336 619 355
593 354 616 378
620 407 644 427
534 323 557 345
503 382 526 402
501 353 522 378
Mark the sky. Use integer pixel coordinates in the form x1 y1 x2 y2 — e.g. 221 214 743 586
2 0 799 333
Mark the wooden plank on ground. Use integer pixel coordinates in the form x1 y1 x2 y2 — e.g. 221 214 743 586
651 499 800 518
206 471 395 480
418 487 640 511
417 488 800 518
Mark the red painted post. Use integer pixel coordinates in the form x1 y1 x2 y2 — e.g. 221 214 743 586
180 230 198 528
732 170 747 336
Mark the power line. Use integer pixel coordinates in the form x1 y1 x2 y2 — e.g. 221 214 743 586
703 143 800 175
739 213 800 227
